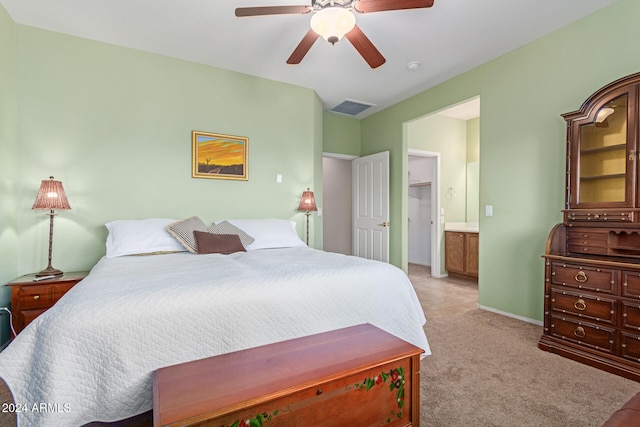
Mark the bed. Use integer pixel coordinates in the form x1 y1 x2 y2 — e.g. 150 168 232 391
0 218 430 426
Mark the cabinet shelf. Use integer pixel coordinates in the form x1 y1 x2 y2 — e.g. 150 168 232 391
580 173 626 181
580 144 626 155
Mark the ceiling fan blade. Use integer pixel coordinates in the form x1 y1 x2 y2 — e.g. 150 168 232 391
344 25 386 69
235 5 312 17
353 0 434 13
287 29 320 64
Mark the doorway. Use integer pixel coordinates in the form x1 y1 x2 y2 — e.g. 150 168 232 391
405 96 480 278
322 154 355 255
407 150 441 277
408 155 436 267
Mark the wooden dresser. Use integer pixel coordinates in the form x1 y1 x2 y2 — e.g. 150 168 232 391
539 73 640 381
7 271 88 335
153 324 424 427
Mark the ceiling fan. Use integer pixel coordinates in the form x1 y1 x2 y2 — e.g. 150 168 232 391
235 0 435 69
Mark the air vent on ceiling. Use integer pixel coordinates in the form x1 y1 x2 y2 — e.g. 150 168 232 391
329 99 376 117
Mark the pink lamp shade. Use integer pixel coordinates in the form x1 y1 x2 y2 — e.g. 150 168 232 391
298 188 317 212
32 176 71 211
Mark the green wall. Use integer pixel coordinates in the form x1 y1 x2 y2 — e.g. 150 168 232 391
466 118 480 222
0 5 18 344
0 21 324 344
361 0 640 321
467 118 480 163
322 113 361 156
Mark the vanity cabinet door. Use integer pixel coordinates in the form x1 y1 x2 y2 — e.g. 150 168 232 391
445 232 465 274
445 231 478 279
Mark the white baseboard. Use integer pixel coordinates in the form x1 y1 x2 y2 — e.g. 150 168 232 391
478 304 543 326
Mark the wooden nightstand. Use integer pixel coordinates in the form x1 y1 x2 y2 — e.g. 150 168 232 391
6 271 88 335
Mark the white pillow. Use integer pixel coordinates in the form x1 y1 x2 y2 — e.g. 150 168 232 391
105 218 187 258
219 219 306 250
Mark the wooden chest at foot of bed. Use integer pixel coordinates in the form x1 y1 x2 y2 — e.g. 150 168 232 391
152 324 424 427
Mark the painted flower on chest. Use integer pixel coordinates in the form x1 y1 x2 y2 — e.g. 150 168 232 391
354 366 407 423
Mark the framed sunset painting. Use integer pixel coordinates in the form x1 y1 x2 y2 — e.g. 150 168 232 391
192 131 248 180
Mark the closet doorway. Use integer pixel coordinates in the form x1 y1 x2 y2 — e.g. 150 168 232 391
408 151 440 276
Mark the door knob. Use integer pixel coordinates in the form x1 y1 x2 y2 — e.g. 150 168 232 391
378 221 390 227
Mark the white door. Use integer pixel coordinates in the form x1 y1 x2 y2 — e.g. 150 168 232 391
352 151 390 262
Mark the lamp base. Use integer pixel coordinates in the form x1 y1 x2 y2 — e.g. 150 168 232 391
35 267 63 277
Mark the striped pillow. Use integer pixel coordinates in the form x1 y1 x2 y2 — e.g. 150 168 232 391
167 216 208 253
208 220 255 248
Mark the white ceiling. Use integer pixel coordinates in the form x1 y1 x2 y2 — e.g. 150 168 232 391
0 0 620 118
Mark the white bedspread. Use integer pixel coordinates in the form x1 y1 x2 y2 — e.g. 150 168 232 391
0 248 429 426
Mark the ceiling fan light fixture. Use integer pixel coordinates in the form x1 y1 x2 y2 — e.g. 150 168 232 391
310 7 356 45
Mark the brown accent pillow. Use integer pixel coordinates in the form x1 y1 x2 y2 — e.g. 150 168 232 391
194 231 246 255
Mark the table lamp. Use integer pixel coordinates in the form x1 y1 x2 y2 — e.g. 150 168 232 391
297 188 317 245
32 176 71 277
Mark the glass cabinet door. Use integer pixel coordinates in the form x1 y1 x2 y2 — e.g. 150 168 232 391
570 89 636 208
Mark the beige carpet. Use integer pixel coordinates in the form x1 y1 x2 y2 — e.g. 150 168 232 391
1 265 638 426
411 263 639 427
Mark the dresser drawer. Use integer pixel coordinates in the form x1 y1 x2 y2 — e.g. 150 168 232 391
550 289 616 325
550 263 617 294
621 332 640 363
17 285 53 310
565 210 633 224
622 271 640 299
567 228 609 256
549 315 615 354
621 300 640 332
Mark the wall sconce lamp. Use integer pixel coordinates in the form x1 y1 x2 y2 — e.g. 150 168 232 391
297 188 318 245
32 176 71 277
596 107 615 123
595 106 615 128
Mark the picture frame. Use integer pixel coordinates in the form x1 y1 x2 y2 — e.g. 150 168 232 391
192 131 249 181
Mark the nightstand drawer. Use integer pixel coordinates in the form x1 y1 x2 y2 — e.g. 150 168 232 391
52 283 75 303
20 309 48 329
17 285 53 310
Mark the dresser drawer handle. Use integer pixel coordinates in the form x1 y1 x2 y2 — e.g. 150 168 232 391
574 326 586 338
33 295 40 301
575 271 588 283
316 388 323 395
574 299 587 311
